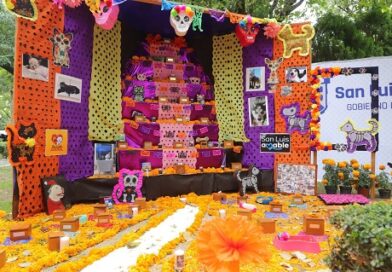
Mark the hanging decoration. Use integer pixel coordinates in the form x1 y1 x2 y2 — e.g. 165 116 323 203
6 122 37 167
85 0 101 13
63 0 83 8
263 22 281 39
277 24 315 58
161 0 174 11
265 57 283 92
280 103 311 135
93 1 120 30
170 5 195 36
112 169 143 204
235 15 260 47
3 0 38 20
209 9 226 22
50 28 73 68
191 6 204 32
340 119 379 153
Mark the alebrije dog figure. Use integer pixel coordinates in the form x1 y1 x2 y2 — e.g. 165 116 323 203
235 165 260 196
340 119 379 153
50 28 73 68
280 103 311 135
265 57 283 91
277 24 315 58
112 169 143 204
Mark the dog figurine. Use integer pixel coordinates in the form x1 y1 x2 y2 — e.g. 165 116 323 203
277 24 315 58
265 57 283 91
235 165 260 196
280 102 311 135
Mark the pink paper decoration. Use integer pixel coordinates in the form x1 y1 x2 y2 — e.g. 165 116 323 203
162 148 197 169
64 0 82 8
263 22 281 39
93 2 120 30
273 235 321 253
160 123 194 148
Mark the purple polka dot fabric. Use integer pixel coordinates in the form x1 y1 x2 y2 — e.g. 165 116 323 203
242 36 275 170
59 6 94 181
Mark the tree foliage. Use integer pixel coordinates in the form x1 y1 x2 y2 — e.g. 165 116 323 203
0 4 15 74
0 68 12 129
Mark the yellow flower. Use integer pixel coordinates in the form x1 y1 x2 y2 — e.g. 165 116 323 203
327 159 336 166
379 165 385 170
322 179 328 185
352 163 360 169
363 164 371 170
369 174 376 180
350 159 358 165
338 162 347 168
353 170 360 177
24 137 36 147
338 172 344 179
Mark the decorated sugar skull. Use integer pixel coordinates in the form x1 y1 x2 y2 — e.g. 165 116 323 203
170 5 195 36
93 1 119 30
112 169 143 204
235 15 260 47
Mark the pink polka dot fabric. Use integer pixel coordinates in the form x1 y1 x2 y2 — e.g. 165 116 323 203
159 123 194 147
162 148 198 169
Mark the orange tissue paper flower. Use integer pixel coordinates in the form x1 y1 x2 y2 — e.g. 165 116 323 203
196 216 270 272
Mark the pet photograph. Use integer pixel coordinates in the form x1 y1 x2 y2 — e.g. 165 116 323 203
249 96 269 127
245 66 265 91
94 142 116 175
276 163 316 195
285 66 307 83
54 73 82 103
22 54 49 81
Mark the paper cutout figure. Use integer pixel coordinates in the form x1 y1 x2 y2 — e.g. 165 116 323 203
6 122 37 166
263 22 281 39
235 165 260 196
265 57 283 92
44 180 65 215
235 15 260 47
50 28 73 68
340 119 379 153
3 0 38 21
280 103 311 135
192 7 203 32
170 5 195 36
112 169 143 204
277 24 315 58
93 1 119 30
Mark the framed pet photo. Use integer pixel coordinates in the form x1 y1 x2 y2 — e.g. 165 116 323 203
275 163 317 195
285 66 307 83
22 54 49 81
94 142 116 175
54 73 82 103
248 96 269 127
245 67 265 91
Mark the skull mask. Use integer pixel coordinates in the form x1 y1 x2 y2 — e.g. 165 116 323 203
170 5 195 37
93 2 119 30
235 16 260 47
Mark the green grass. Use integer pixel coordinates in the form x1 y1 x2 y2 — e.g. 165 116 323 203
0 165 13 213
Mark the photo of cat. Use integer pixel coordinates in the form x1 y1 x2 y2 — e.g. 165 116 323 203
54 73 82 103
22 54 49 81
249 96 269 127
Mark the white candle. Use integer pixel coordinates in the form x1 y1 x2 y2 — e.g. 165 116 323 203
59 236 69 251
174 249 185 270
132 207 138 215
219 209 226 218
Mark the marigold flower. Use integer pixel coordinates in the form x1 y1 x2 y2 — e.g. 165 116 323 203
352 163 360 169
379 164 385 170
363 164 371 170
322 179 328 185
338 162 347 168
369 174 376 180
353 170 360 177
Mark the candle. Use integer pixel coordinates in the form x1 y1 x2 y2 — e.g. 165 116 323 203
219 209 226 218
132 207 138 215
59 236 69 251
174 249 185 270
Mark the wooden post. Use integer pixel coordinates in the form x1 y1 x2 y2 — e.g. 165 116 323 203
370 152 376 199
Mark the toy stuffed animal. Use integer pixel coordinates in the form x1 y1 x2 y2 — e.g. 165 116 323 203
235 165 260 196
6 123 37 166
112 169 143 204
265 57 283 91
277 24 315 58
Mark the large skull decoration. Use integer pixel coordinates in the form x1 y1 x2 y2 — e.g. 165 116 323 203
235 16 260 47
93 1 119 30
170 5 195 36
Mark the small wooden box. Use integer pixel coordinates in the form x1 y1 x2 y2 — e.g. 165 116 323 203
231 163 242 171
135 115 146 122
10 223 31 241
258 219 276 233
212 193 227 202
270 202 283 213
0 248 6 268
293 195 304 204
159 97 168 103
143 141 153 149
53 209 66 221
129 203 140 215
117 141 128 150
173 142 184 149
60 218 80 232
179 97 190 104
94 204 107 216
200 118 209 124
48 231 64 252
97 213 112 225
304 215 325 235
237 209 252 220
223 140 234 148
174 164 186 174
135 197 146 210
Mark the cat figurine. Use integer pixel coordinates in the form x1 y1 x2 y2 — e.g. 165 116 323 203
50 28 73 68
340 119 379 153
6 123 37 165
235 165 260 196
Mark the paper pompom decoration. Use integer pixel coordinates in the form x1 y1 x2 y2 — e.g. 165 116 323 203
170 5 195 36
263 22 281 39
64 0 83 8
196 216 270 271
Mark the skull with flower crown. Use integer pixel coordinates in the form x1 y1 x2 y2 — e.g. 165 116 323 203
235 16 260 47
170 5 195 36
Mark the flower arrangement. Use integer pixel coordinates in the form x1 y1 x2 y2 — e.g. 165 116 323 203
376 165 392 190
321 159 339 187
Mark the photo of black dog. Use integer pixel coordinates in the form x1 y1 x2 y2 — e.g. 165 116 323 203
57 82 80 96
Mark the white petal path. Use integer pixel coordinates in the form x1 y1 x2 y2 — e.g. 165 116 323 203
81 205 199 272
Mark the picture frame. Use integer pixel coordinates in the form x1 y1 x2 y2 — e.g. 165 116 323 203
54 73 82 103
248 96 269 127
275 163 317 195
285 66 307 83
245 66 265 91
22 54 49 82
94 142 116 175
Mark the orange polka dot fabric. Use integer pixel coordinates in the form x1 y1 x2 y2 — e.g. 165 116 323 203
273 23 312 166
13 1 64 217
